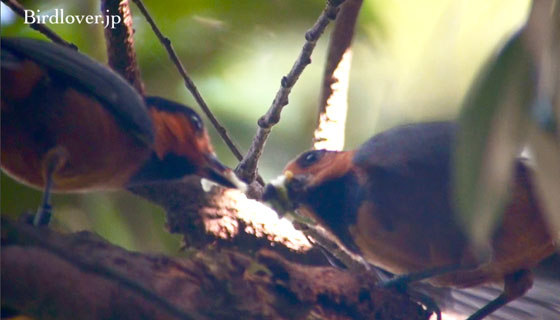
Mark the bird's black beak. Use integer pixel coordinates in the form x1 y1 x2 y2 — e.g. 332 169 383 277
202 154 246 190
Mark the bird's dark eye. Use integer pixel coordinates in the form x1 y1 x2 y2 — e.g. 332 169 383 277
190 114 203 132
297 150 325 168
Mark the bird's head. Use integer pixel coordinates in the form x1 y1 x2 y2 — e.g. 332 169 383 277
263 149 355 215
143 96 245 190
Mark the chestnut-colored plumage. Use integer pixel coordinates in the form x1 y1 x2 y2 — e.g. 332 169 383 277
1 37 242 225
265 122 558 320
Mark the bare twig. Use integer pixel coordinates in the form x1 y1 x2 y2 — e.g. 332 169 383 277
235 0 347 183
313 0 362 151
101 0 145 94
297 222 372 273
1 0 77 50
130 0 247 168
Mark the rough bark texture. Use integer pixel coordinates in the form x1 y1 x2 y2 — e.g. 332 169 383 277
101 0 145 94
130 178 312 252
1 219 430 320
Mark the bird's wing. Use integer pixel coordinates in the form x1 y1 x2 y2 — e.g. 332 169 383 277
352 122 457 227
353 122 456 173
1 37 153 145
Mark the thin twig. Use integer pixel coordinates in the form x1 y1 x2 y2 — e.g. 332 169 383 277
235 0 347 183
101 0 145 94
130 0 248 171
297 222 371 273
313 0 362 151
1 0 77 50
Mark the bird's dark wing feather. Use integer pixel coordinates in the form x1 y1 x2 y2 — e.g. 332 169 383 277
352 122 457 227
353 122 455 177
1 37 153 145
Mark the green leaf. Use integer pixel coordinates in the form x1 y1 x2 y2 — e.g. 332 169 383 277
454 31 537 250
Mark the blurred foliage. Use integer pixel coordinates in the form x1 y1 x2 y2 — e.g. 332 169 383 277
455 32 537 249
456 0 560 248
1 0 531 253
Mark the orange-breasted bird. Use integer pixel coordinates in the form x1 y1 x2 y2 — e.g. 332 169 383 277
264 122 558 320
1 37 244 226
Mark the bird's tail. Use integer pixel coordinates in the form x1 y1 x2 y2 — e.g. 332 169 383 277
412 254 560 320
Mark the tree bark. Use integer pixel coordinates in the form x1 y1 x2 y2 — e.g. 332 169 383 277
1 219 430 320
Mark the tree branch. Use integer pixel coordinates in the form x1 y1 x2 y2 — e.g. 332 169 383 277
2 219 198 320
313 0 362 151
129 178 316 259
101 0 145 94
131 0 247 170
1 219 430 320
1 0 77 50
235 0 348 183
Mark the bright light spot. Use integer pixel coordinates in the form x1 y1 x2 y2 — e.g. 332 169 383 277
431 312 463 320
224 188 312 251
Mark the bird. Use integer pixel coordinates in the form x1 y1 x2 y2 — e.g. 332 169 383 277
1 37 244 226
263 121 558 320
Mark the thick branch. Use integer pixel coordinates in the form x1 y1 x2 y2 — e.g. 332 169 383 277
1 220 430 320
313 0 362 151
1 0 77 49
101 0 145 94
129 178 316 259
132 177 381 274
235 0 348 183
